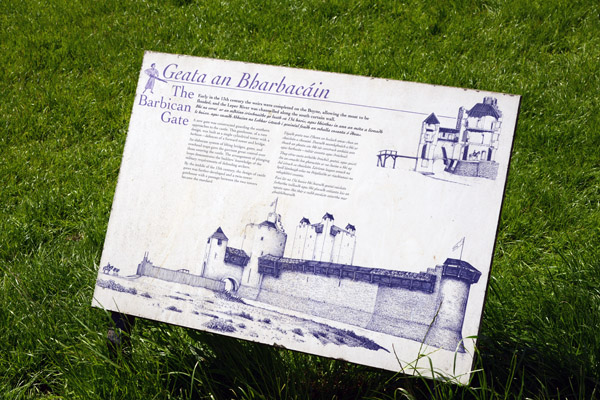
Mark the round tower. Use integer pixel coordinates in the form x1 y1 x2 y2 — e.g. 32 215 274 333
427 258 481 352
241 211 287 289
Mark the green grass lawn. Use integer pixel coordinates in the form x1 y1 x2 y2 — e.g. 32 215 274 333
1 0 599 398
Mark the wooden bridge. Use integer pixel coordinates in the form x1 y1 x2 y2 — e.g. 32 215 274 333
376 150 416 168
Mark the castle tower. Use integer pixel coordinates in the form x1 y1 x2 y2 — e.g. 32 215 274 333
314 212 334 262
415 113 440 174
290 214 357 264
201 227 228 278
240 207 287 290
331 223 356 265
461 97 502 162
426 258 481 351
290 217 312 260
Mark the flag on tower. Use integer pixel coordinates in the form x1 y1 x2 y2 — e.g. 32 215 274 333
453 237 465 251
270 197 278 213
452 237 466 260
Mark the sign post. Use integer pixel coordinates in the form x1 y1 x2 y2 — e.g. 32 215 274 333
93 51 520 383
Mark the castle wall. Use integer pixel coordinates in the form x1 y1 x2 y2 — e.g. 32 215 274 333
258 270 379 316
252 264 471 352
137 259 224 291
370 267 443 326
437 141 461 160
201 258 244 286
367 266 442 341
366 269 471 352
453 160 498 179
255 289 374 327
476 160 499 179
242 258 262 288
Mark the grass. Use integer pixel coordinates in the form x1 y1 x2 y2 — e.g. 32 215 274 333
1 0 599 398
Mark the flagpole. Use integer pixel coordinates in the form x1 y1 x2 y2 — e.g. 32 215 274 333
452 237 465 261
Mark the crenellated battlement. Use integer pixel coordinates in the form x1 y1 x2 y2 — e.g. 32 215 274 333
257 254 438 293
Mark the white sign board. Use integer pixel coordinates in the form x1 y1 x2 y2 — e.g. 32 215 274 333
92 51 520 383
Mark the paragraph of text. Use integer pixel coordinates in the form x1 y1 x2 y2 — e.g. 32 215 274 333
182 119 270 185
273 131 358 200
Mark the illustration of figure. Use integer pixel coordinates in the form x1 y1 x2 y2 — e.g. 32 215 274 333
143 63 166 94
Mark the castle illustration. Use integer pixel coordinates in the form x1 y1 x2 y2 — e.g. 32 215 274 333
136 204 481 352
378 96 503 180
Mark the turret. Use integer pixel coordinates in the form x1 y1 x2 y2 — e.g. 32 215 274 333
415 113 440 174
427 258 481 351
315 213 334 262
201 227 229 277
331 223 357 265
290 217 312 260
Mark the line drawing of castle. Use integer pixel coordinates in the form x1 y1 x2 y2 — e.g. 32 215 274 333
377 97 503 180
132 202 482 353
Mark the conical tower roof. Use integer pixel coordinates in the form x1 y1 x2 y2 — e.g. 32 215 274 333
210 227 228 241
424 113 440 124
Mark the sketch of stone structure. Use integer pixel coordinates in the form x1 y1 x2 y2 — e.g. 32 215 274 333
378 97 503 180
132 203 481 352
